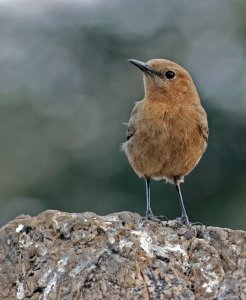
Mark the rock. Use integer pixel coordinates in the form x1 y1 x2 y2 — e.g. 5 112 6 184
0 210 245 299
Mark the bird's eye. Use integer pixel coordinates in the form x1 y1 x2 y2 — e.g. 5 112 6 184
165 70 175 80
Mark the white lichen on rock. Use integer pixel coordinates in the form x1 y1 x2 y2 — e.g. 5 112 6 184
16 224 24 233
16 280 25 300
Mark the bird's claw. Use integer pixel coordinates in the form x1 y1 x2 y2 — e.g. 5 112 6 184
154 215 168 222
176 216 190 226
140 213 168 224
176 217 203 227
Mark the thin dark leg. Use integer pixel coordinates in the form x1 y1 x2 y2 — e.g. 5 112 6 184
143 178 168 222
175 183 190 225
145 177 154 219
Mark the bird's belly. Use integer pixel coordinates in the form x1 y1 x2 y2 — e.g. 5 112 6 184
124 127 206 181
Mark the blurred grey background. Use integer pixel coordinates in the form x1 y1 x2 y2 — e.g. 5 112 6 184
0 0 245 229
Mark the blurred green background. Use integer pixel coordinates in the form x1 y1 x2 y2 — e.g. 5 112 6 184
0 0 245 229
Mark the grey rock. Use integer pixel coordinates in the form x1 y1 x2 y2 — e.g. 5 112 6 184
0 210 245 299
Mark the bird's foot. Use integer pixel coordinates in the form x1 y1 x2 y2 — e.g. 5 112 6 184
176 216 203 227
190 221 204 226
176 216 190 226
140 211 168 224
154 215 168 222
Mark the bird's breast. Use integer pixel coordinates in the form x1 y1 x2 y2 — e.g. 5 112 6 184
125 101 207 179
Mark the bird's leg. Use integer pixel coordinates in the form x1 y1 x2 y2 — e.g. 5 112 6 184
145 177 154 219
143 177 168 222
175 183 190 225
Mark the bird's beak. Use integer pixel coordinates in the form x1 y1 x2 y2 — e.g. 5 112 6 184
128 59 156 76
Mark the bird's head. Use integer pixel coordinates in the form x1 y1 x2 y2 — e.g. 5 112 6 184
128 58 200 103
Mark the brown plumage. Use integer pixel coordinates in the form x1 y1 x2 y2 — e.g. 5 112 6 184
122 58 208 225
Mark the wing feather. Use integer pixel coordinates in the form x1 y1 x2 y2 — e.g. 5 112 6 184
198 106 209 142
126 101 141 141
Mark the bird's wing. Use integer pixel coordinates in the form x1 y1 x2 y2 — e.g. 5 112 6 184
126 101 141 141
198 106 209 142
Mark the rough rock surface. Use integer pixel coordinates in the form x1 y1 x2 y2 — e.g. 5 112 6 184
0 210 246 300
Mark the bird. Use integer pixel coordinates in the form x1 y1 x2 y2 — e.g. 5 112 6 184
122 58 208 225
